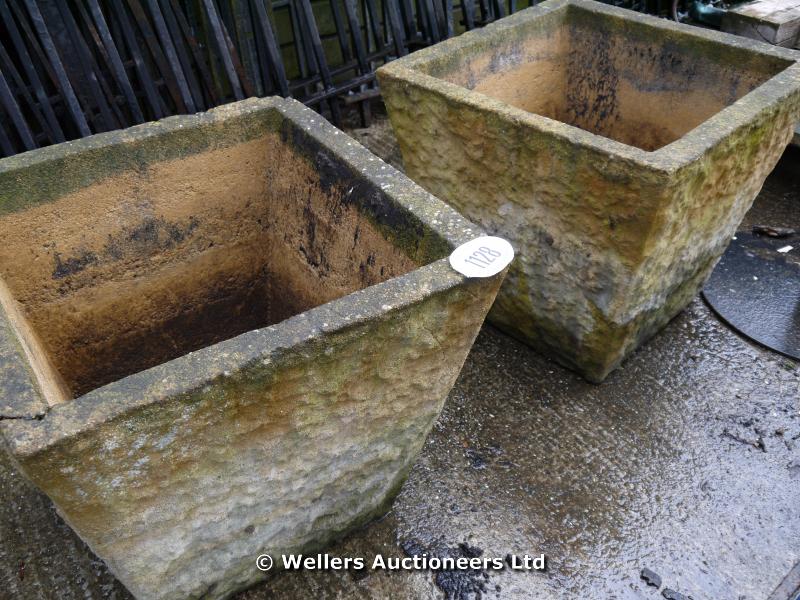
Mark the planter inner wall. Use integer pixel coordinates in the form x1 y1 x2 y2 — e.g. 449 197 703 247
0 124 418 402
423 4 792 150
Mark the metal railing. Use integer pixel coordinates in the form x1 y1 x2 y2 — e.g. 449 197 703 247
0 0 687 157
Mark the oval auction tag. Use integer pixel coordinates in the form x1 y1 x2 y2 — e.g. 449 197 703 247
449 236 514 278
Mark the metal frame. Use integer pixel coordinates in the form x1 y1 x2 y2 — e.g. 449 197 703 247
0 0 687 156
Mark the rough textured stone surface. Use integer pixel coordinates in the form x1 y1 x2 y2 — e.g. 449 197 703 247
378 0 800 381
0 97 505 599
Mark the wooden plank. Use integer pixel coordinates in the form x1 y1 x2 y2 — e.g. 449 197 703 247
85 0 146 123
0 2 64 142
72 0 130 126
167 0 222 104
110 0 167 119
202 0 245 99
462 0 476 28
231 0 264 95
158 0 207 109
363 0 386 49
722 0 800 48
53 0 120 132
385 0 408 54
297 0 342 122
329 0 354 64
128 0 188 112
0 109 16 156
0 68 36 150
220 9 257 97
0 40 52 143
147 0 197 111
343 0 370 72
249 0 290 96
21 0 91 136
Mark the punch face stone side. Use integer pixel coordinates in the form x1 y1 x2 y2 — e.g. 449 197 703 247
378 0 800 381
0 98 505 599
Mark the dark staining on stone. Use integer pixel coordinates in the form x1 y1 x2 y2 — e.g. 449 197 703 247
641 567 662 588
458 543 483 559
632 41 702 93
465 448 487 470
465 444 505 470
487 42 525 79
662 588 690 600
349 566 370 582
104 216 200 261
722 427 767 452
0 412 45 422
296 177 368 276
566 23 619 135
401 538 495 600
312 150 346 197
445 545 489 600
299 199 328 274
280 118 447 264
400 538 425 558
466 71 477 90
280 119 356 197
53 216 200 280
358 253 378 281
52 250 98 279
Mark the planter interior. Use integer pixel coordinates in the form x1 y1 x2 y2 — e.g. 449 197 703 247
432 2 791 151
0 119 416 403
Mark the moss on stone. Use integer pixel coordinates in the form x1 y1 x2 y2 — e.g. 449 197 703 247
379 0 800 382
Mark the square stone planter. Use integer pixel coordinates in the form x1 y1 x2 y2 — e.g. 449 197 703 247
378 0 800 381
0 98 505 599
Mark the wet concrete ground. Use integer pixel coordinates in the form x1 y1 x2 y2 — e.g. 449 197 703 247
0 125 798 600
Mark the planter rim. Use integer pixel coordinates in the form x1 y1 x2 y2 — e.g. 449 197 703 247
378 0 800 172
0 97 488 457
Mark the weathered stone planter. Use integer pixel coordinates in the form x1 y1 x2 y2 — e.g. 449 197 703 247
378 0 800 381
0 98 505 599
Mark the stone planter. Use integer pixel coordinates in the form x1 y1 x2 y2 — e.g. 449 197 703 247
378 0 800 381
0 98 505 599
